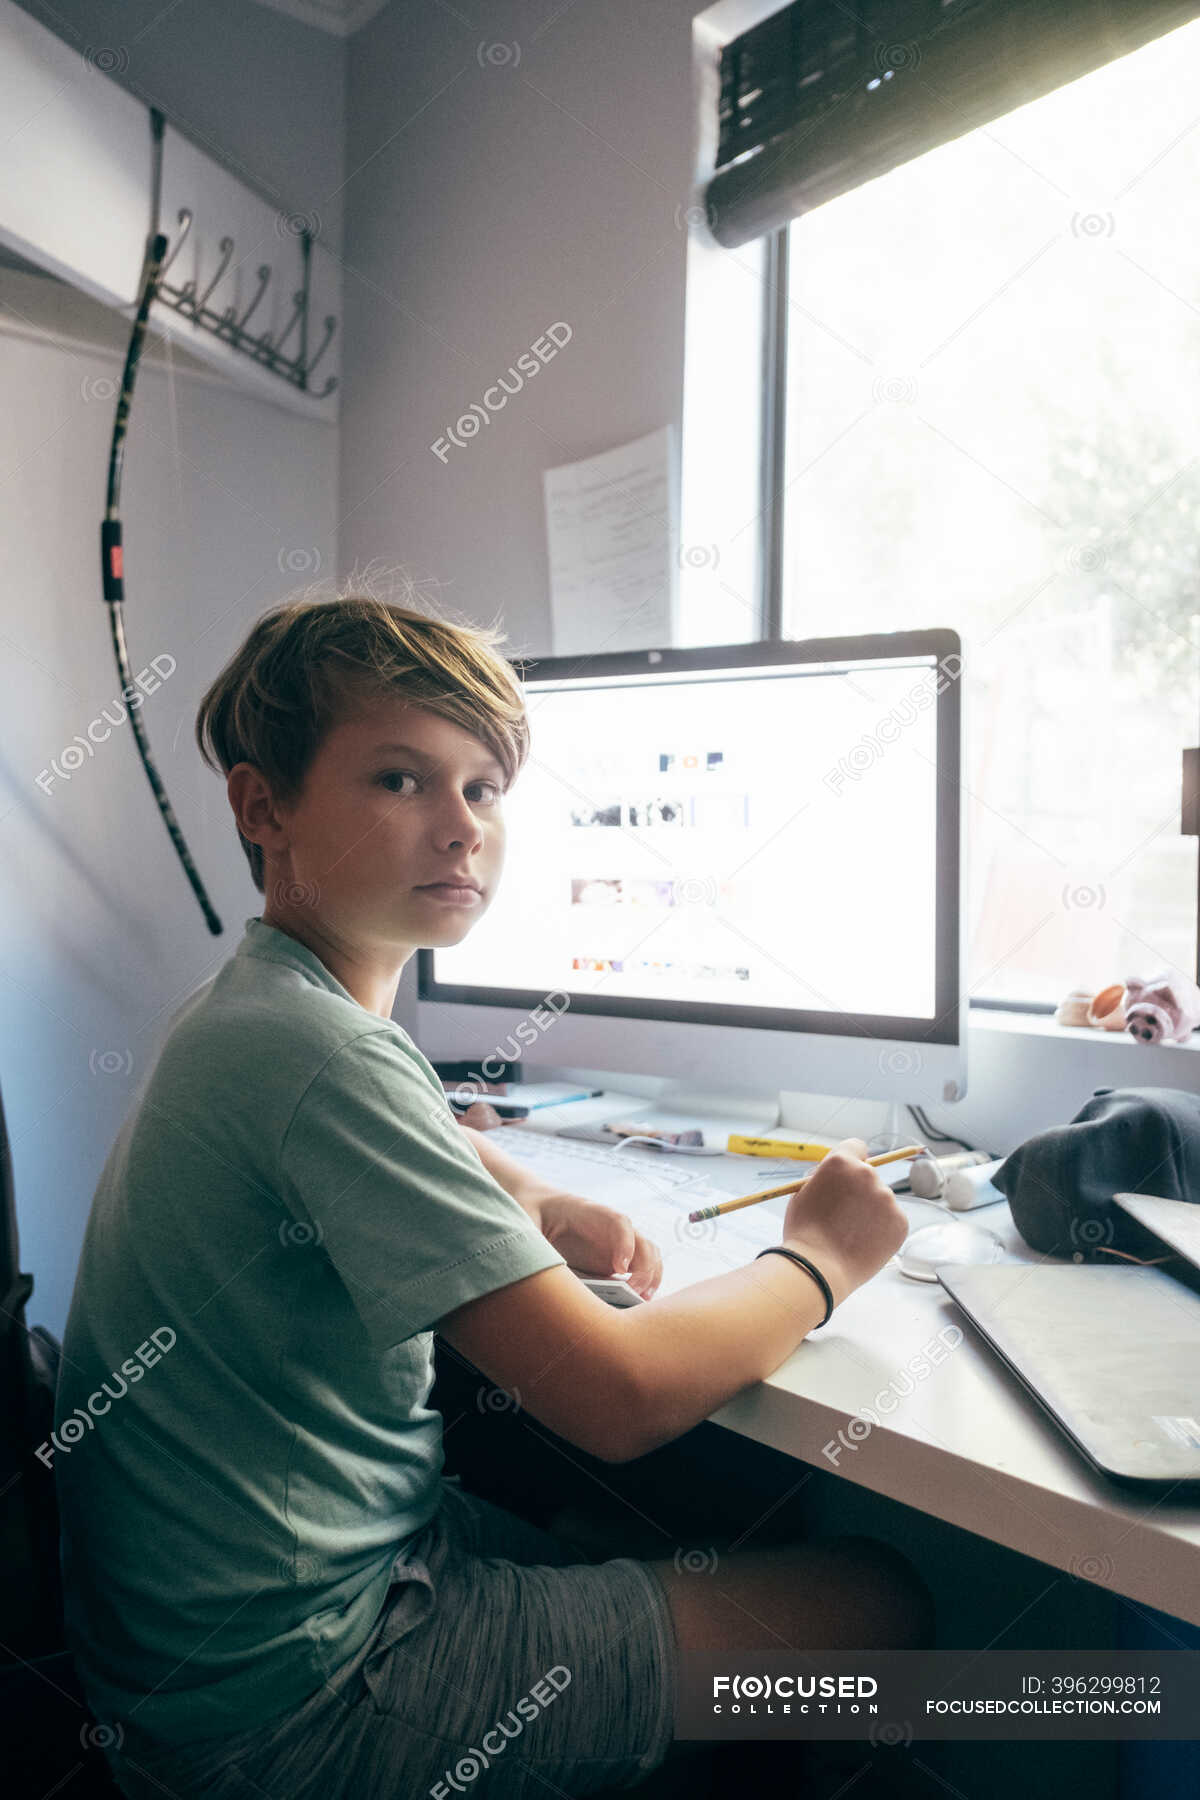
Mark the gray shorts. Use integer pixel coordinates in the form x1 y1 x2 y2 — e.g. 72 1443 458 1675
103 1475 678 1800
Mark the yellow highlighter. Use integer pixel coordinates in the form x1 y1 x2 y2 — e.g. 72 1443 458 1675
725 1134 832 1161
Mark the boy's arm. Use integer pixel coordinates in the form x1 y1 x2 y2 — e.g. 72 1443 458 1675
438 1146 910 1464
437 1254 830 1464
455 1122 552 1226
455 1122 663 1297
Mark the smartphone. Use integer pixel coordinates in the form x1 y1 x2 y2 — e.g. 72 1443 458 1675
577 1273 645 1308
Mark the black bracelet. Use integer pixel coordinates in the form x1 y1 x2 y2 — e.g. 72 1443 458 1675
755 1245 835 1327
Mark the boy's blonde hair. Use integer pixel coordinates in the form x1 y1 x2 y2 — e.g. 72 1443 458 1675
195 583 530 893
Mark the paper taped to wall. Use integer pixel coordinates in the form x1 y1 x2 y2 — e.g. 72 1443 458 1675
543 424 677 654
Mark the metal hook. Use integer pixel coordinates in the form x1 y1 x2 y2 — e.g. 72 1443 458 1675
133 202 336 402
235 264 272 335
157 208 193 281
197 235 235 314
304 315 337 380
273 288 306 359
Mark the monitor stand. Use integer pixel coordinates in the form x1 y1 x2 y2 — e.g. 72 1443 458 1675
633 1083 779 1129
871 1099 916 1154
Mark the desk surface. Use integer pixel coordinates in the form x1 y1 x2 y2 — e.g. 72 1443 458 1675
502 1122 1200 1628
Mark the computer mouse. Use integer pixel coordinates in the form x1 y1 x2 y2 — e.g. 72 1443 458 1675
895 1219 1006 1282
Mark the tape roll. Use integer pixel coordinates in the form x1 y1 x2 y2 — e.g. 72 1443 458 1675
944 1158 1007 1210
908 1150 992 1198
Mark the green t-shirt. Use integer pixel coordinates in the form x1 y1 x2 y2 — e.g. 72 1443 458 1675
54 916 566 1746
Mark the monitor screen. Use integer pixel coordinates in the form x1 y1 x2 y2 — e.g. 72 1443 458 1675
419 632 961 1043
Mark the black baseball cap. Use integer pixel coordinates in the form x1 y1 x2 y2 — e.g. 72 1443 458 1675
992 1085 1200 1261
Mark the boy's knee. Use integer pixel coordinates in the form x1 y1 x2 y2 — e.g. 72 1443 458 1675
827 1533 936 1648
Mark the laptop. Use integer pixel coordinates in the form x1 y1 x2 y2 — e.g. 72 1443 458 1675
936 1196 1200 1490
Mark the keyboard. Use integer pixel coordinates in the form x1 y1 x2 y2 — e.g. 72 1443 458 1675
496 1126 703 1190
495 1124 790 1291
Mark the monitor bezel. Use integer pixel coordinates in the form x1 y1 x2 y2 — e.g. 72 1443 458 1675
417 627 962 1046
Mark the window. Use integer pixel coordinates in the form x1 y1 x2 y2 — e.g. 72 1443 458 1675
683 15 1200 1007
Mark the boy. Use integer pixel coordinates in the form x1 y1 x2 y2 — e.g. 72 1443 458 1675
54 592 933 1800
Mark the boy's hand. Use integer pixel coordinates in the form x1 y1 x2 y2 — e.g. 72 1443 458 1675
454 1099 505 1130
450 1108 663 1297
782 1136 909 1308
539 1193 663 1301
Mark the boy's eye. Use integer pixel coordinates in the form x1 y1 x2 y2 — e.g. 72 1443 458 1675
377 772 502 803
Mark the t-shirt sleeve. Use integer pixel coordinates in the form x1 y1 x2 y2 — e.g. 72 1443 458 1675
278 1030 567 1350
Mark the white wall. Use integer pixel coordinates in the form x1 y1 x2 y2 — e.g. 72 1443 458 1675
3 0 343 1337
340 0 701 660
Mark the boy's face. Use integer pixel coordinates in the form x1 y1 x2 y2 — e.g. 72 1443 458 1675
256 697 508 958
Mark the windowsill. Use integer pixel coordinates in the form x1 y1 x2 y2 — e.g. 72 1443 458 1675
968 1007 1199 1055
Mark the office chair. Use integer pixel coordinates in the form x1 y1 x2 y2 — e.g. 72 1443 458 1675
0 1077 121 1797
0 1076 61 1649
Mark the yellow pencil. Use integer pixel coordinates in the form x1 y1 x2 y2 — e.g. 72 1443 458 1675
686 1145 928 1222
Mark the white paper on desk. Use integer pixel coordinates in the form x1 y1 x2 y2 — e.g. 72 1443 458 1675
543 424 677 655
575 1194 779 1306
572 1182 787 1304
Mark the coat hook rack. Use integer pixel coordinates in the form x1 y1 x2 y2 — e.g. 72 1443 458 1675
152 208 338 398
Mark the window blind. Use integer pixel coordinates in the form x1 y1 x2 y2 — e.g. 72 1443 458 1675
703 0 1200 247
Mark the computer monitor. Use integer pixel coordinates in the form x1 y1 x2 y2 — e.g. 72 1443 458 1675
410 629 967 1106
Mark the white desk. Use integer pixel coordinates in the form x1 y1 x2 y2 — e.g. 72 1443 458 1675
498 1120 1200 1630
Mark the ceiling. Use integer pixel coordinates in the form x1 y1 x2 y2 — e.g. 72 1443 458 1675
244 0 391 36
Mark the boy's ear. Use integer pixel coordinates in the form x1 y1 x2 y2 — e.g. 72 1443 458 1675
227 762 289 859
